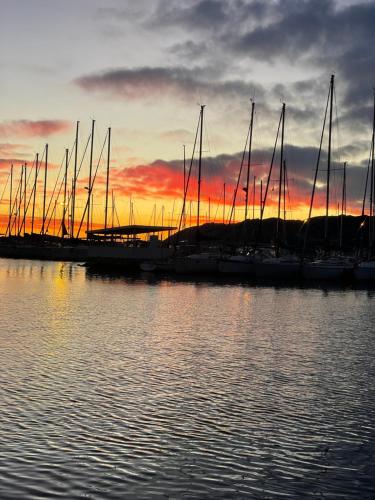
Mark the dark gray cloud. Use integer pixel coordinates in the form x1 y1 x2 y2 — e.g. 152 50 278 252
149 0 273 32
146 0 375 119
168 40 209 60
341 140 371 159
231 0 334 60
75 65 265 103
231 1 375 112
149 0 228 31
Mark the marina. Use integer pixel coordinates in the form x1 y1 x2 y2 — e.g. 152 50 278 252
1 75 375 284
0 215 374 283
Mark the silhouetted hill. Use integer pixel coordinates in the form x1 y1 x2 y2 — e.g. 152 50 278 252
167 215 371 254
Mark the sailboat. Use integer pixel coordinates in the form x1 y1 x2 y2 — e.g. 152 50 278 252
354 260 375 281
302 75 353 281
174 251 221 274
219 100 256 275
354 89 375 281
219 252 256 274
255 253 301 279
172 105 223 274
253 103 301 279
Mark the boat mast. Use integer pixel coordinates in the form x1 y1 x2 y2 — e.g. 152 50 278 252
7 166 23 237
87 119 95 238
31 153 38 234
53 199 57 235
276 103 286 257
324 74 334 248
361 157 370 217
260 107 283 221
104 127 111 230
176 112 200 239
41 144 48 234
8 164 13 235
245 101 255 220
91 193 94 231
62 148 69 237
302 79 330 258
111 190 114 229
70 178 74 235
23 162 27 235
197 105 205 227
252 175 256 219
182 144 186 228
229 106 253 224
255 106 282 249
71 121 79 238
283 160 287 221
223 182 226 224
17 166 23 236
369 89 375 250
340 161 347 251
183 144 186 194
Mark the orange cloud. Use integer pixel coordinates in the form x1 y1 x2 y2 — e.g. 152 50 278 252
0 120 72 139
0 143 31 158
0 158 25 170
89 157 363 221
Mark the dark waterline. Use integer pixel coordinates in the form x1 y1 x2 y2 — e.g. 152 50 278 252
1 258 375 499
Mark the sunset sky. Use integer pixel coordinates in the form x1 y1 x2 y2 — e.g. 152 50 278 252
1 0 375 234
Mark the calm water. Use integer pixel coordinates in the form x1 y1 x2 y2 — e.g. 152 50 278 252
1 259 375 499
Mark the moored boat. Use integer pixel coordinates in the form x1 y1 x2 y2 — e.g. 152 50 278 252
353 260 375 281
85 227 175 269
140 258 175 273
302 256 354 281
174 252 220 274
254 255 300 279
218 254 255 274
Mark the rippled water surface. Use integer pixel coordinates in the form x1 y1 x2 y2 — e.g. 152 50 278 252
1 259 375 499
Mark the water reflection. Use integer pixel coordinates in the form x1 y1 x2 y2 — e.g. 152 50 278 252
85 265 375 295
0 258 374 499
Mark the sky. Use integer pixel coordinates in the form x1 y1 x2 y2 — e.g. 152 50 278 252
1 0 375 235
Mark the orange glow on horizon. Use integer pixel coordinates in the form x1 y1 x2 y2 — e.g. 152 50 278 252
0 146 365 237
